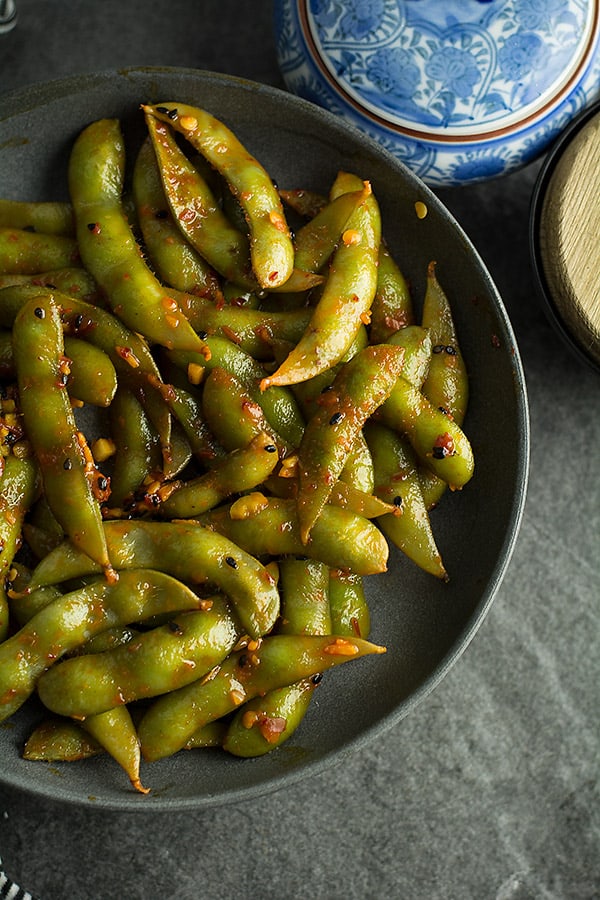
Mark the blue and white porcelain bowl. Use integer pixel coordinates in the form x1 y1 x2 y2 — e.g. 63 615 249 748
274 0 600 186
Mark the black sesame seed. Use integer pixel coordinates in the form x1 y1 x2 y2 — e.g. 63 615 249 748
329 412 344 426
168 620 184 635
432 446 446 460
393 495 403 507
34 307 45 319
445 345 456 355
238 653 249 668
167 108 178 120
225 555 238 569
438 406 450 416
156 106 169 114
97 476 108 491
87 222 97 231
155 209 168 219
320 384 334 394
197 330 208 340
264 444 277 453
433 344 445 354
63 457 73 470
311 673 323 685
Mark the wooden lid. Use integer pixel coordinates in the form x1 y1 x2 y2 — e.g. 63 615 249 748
538 109 600 369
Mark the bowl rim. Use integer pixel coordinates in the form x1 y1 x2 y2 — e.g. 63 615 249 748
0 65 530 811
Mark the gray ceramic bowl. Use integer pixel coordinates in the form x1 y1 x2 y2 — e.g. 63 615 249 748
0 67 529 810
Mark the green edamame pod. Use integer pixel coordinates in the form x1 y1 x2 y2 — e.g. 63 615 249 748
199 497 388 576
0 267 98 302
167 335 305 450
278 557 331 636
387 325 432 389
166 384 225 467
37 595 240 718
63 336 118 407
12 294 115 581
68 117 207 354
108 386 161 508
0 227 78 274
23 718 103 762
292 186 369 274
223 556 331 756
365 421 447 579
170 288 312 361
201 366 288 456
328 569 370 639
0 284 172 465
0 568 208 722
29 520 280 639
0 199 74 236
369 243 414 343
143 113 255 289
260 175 381 388
223 677 317 758
184 720 227 750
159 431 279 519
81 705 148 793
420 261 470 509
376 375 474 489
144 103 296 290
0 454 38 640
138 632 386 761
132 137 221 298
296 343 405 542
339 432 375 494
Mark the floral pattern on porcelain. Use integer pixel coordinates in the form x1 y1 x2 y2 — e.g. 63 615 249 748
274 0 600 185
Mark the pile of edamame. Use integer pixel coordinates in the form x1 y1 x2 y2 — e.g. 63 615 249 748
0 101 473 793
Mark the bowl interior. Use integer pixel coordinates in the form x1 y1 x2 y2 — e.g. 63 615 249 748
0 67 529 810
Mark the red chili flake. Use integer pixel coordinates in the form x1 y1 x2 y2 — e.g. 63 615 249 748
432 432 455 459
257 715 287 744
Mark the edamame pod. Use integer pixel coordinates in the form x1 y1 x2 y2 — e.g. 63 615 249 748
296 343 405 542
29 519 280 639
223 677 317 757
0 227 78 274
0 568 208 721
201 366 288 456
144 103 295 290
143 114 256 289
328 569 370 639
260 176 381 388
0 267 98 301
365 421 447 579
420 262 470 509
159 432 279 519
167 335 305 450
107 386 161 508
63 336 118 407
0 199 74 236
23 718 103 762
170 288 313 361
199 497 389 576
132 137 221 298
0 454 38 640
68 117 207 354
369 243 414 343
138 633 386 761
12 294 115 580
376 376 474 488
81 705 148 793
37 596 240 718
